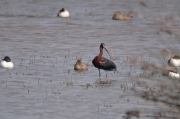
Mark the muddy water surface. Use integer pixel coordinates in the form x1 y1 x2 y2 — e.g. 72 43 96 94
0 0 180 119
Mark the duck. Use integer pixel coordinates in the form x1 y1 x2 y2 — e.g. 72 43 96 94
57 8 70 25
168 55 180 67
1 56 14 69
74 60 88 71
57 8 70 18
112 11 132 20
162 70 180 79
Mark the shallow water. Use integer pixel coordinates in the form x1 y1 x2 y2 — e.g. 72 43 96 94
0 0 180 119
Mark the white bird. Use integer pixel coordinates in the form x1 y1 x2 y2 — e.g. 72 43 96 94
1 56 14 69
168 55 180 67
162 70 180 79
168 71 180 79
57 8 70 18
57 8 70 24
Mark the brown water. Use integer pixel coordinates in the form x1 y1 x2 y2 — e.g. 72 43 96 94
0 0 180 119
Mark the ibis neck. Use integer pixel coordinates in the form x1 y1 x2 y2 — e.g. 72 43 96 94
99 48 103 57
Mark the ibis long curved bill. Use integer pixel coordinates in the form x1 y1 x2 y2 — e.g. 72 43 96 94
103 46 111 60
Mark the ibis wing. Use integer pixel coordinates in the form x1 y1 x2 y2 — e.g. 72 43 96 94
92 58 97 67
99 57 117 71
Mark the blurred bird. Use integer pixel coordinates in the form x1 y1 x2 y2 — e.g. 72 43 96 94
74 60 88 71
168 55 180 67
57 8 70 24
1 56 14 69
162 70 180 79
112 11 132 20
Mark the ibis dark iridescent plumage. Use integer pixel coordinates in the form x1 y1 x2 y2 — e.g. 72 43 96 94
92 43 117 79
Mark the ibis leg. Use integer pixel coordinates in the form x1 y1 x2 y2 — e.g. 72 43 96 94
106 71 108 82
98 69 101 81
98 69 101 77
106 71 108 78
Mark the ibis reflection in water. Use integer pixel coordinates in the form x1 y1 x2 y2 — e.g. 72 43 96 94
92 43 117 81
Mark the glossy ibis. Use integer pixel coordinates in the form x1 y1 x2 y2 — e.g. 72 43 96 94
57 8 70 24
74 60 88 71
1 56 14 69
92 43 117 80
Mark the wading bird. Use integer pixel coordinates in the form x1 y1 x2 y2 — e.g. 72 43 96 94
0 56 14 69
92 43 116 81
74 60 88 71
57 8 70 24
